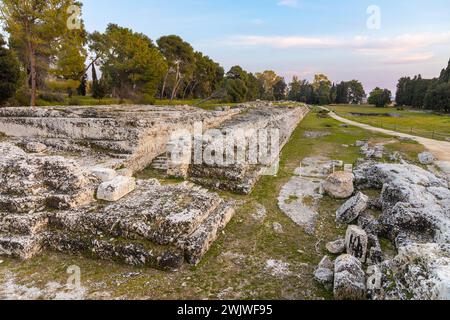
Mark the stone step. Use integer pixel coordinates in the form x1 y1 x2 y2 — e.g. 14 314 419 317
178 201 236 265
0 233 44 260
46 230 184 271
0 213 48 236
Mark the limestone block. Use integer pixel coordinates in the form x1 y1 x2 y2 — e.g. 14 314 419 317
89 167 117 182
97 176 136 202
336 192 369 224
345 225 368 263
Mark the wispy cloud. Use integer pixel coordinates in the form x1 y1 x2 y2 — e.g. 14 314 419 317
224 32 450 64
277 0 299 8
382 52 435 65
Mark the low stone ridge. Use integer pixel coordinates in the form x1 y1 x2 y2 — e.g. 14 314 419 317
0 176 235 269
189 104 309 194
0 104 242 174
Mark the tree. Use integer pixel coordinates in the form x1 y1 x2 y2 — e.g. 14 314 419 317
188 52 223 99
313 74 332 105
1 0 83 106
91 64 105 100
368 87 391 107
424 82 450 113
157 35 195 100
224 78 247 103
77 73 87 96
335 81 350 104
90 24 167 100
273 78 287 100
256 70 281 101
347 80 366 104
0 35 21 104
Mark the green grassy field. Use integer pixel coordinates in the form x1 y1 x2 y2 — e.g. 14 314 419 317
328 104 450 141
0 106 426 300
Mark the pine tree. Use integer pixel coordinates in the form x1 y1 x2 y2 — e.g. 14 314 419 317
0 35 21 104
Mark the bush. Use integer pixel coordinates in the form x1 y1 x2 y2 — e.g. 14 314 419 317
38 92 65 103
133 94 155 105
68 97 81 106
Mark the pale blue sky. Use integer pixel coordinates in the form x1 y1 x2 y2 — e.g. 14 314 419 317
82 0 450 93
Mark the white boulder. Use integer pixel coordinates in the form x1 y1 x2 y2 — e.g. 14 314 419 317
323 171 355 199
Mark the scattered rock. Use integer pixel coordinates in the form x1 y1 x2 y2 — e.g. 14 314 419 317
97 176 136 202
273 222 284 234
354 162 450 244
251 203 266 222
25 142 47 153
375 243 450 300
315 256 335 290
336 192 369 224
345 225 368 263
355 140 367 147
334 254 366 300
303 131 330 139
323 171 355 199
318 255 334 269
265 259 291 278
418 152 436 165
326 239 346 255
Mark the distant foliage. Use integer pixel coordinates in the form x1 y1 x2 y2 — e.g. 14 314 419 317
396 59 450 113
368 87 392 107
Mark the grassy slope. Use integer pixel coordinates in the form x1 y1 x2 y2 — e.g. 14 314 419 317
328 104 450 141
0 107 425 300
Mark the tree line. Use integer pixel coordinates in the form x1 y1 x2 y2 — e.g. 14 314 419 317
396 59 450 113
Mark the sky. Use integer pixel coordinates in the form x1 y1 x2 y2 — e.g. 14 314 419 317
81 0 450 94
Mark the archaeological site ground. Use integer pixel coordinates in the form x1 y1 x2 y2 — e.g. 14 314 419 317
1 101 449 301
1 0 450 304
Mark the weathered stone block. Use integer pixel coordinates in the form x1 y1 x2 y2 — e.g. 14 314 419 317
345 225 368 263
334 254 366 300
336 192 369 224
97 176 136 202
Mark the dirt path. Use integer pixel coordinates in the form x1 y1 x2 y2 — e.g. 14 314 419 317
320 107 450 177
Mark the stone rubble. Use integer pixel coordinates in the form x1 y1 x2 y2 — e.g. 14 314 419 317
336 192 369 224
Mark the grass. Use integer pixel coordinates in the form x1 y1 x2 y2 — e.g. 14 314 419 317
33 95 241 111
328 104 450 141
0 108 425 300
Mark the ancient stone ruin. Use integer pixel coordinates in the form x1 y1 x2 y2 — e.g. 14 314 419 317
0 102 309 270
314 141 450 300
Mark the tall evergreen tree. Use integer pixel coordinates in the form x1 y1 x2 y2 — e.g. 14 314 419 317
0 35 21 104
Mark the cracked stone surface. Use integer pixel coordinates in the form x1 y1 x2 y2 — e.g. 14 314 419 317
278 157 341 234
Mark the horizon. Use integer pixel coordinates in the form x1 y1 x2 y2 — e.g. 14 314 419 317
82 0 450 94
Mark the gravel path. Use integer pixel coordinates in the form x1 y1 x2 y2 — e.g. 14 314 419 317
320 107 450 176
